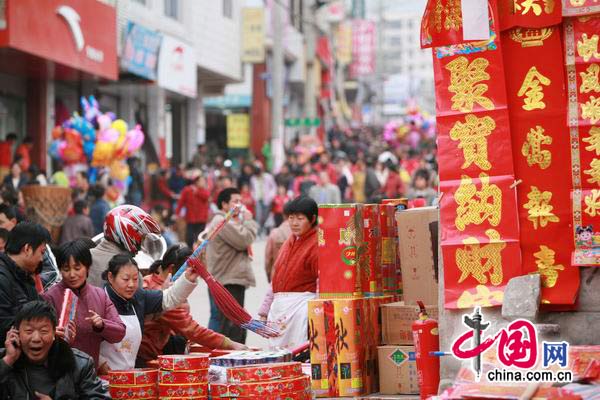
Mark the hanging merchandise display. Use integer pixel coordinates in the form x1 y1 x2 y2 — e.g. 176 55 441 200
501 25 580 305
564 16 600 267
431 0 523 309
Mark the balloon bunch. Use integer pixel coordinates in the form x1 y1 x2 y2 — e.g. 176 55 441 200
382 106 436 150
49 96 145 192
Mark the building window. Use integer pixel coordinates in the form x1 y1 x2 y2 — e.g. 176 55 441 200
223 0 233 19
164 0 179 19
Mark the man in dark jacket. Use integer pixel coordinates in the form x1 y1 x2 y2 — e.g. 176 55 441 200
60 200 94 245
0 222 51 343
0 301 109 399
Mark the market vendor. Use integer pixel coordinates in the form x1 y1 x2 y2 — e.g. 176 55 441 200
137 244 247 367
267 196 318 350
99 254 199 372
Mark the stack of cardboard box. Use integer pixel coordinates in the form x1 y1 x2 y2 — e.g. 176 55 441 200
376 206 440 396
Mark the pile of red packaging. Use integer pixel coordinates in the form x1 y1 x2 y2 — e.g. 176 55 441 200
157 354 210 399
108 368 159 399
209 361 311 399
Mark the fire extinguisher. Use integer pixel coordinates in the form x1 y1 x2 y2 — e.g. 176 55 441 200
412 300 440 399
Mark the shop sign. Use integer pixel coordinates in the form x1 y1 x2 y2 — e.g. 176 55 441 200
121 21 162 81
157 34 197 98
0 0 117 80
241 8 265 63
227 114 250 149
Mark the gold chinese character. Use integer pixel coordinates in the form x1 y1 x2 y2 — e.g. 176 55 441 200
455 173 502 231
514 0 542 15
577 34 600 63
533 245 564 288
583 127 600 155
456 285 504 308
585 158 600 184
580 64 600 94
449 114 495 171
517 67 551 110
570 0 585 5
581 96 600 123
521 126 552 169
318 228 325 246
584 189 600 217
339 227 356 245
433 0 462 33
523 186 559 229
455 229 505 286
445 57 495 112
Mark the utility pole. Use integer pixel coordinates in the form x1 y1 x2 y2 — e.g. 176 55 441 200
271 0 285 172
304 0 317 136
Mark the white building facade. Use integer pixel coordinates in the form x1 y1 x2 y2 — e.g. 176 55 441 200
103 0 243 165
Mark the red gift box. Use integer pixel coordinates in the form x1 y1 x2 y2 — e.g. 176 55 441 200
380 204 398 294
210 375 310 398
109 384 158 399
159 369 208 384
226 362 303 383
158 382 208 398
211 389 312 400
109 368 158 386
361 204 382 295
318 204 365 298
158 354 210 371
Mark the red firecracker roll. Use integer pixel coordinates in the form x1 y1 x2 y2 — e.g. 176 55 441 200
226 362 303 383
158 382 208 398
210 375 310 398
158 354 210 371
159 369 208 385
109 368 158 386
58 289 78 340
109 384 158 399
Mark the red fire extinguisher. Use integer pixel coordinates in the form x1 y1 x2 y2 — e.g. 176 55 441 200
412 300 440 399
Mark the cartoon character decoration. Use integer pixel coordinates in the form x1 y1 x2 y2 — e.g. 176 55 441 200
576 225 594 247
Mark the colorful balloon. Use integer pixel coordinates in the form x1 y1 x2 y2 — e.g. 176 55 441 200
111 119 128 136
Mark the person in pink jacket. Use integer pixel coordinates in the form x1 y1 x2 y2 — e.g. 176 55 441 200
42 239 126 367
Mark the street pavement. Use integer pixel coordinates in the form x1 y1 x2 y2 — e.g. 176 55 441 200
188 238 271 349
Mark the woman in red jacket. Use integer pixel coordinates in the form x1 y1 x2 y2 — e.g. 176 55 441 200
175 175 210 248
137 244 246 366
268 196 318 350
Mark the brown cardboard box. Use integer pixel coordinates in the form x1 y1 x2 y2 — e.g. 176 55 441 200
377 345 419 395
381 301 438 345
395 207 438 305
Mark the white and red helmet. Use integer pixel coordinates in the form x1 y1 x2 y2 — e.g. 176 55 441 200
104 205 161 253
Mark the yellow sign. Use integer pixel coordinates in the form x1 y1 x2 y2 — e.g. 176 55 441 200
242 8 265 63
336 22 352 65
227 114 250 149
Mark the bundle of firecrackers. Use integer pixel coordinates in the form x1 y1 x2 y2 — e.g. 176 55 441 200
208 361 311 399
49 95 145 192
108 354 210 400
310 200 408 397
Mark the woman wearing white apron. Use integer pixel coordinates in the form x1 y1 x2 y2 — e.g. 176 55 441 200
99 254 199 372
267 197 318 350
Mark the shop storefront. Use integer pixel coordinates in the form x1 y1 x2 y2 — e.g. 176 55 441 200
0 0 117 170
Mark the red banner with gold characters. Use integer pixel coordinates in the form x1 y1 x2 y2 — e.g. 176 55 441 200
562 0 600 17
498 0 562 31
421 0 464 48
433 0 523 309
501 25 580 305
564 16 600 267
